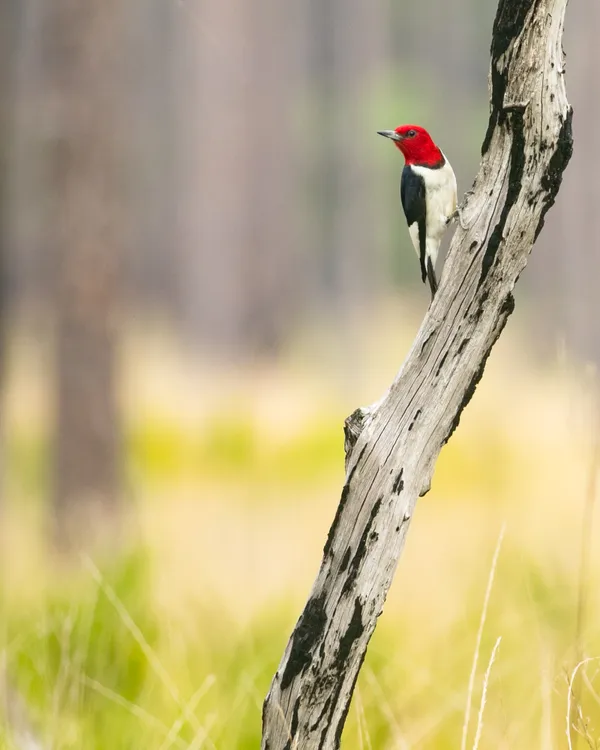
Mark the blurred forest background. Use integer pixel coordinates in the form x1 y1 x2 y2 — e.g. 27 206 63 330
1 0 600 748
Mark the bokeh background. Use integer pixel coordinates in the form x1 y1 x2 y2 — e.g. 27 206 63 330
1 0 600 748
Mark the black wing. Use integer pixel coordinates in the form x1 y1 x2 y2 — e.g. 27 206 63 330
400 166 427 283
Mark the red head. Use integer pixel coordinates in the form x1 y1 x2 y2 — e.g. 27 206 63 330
377 124 444 167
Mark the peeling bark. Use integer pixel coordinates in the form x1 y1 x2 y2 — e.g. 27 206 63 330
261 0 572 747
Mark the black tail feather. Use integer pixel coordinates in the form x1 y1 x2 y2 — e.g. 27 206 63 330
426 256 438 299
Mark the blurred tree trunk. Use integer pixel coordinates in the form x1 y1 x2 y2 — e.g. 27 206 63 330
175 0 300 357
303 0 389 390
42 2 128 547
0 5 11 385
127 0 178 315
0 0 18 514
240 0 300 354
309 0 386 315
529 0 600 364
175 0 248 354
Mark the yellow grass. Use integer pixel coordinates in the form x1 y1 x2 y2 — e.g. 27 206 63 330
2 303 600 748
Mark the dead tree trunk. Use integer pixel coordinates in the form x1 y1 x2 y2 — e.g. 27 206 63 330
261 0 572 747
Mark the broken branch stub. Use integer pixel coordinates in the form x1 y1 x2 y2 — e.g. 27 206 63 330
262 0 573 748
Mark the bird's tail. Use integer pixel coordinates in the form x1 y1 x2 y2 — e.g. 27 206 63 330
426 256 438 299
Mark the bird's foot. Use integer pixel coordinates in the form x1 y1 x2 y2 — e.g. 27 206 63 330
447 190 474 230
447 208 470 230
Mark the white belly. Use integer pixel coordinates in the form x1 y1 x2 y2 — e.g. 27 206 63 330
406 158 457 268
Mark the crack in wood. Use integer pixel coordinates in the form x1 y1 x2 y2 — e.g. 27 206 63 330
407 410 421 432
341 499 383 596
480 108 527 285
535 108 573 239
392 469 404 495
280 592 328 691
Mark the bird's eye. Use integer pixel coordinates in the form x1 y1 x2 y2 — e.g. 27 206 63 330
407 129 416 138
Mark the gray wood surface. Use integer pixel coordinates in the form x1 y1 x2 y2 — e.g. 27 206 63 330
262 0 572 747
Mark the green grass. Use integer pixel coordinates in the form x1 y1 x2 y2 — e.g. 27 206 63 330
3 527 599 749
2 330 600 749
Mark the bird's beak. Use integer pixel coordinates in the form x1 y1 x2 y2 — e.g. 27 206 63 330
377 130 403 142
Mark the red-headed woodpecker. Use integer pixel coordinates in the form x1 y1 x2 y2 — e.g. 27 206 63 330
378 124 457 298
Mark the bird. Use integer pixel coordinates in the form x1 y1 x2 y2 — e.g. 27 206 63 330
378 124 457 299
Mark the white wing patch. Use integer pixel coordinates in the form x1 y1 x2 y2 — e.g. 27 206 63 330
408 222 420 258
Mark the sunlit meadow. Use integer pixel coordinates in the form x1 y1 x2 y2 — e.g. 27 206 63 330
2 300 600 749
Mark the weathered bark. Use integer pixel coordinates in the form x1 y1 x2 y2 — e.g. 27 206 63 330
261 0 572 747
